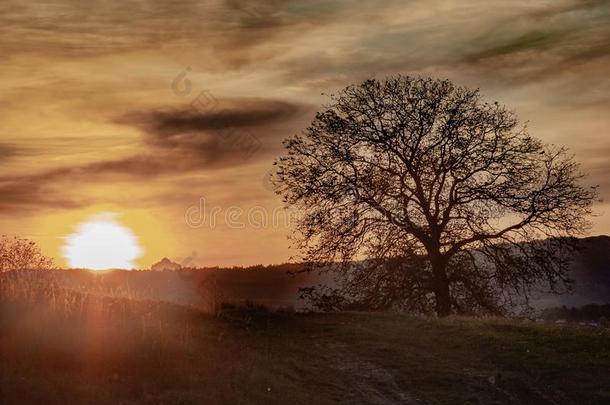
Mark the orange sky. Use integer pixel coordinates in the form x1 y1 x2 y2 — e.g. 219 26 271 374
0 0 609 268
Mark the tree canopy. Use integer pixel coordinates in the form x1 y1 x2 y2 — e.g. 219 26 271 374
0 235 54 272
275 76 597 316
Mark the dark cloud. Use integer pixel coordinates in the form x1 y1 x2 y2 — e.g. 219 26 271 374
459 0 610 82
0 98 309 211
122 99 303 134
0 171 85 212
527 0 608 20
467 31 568 61
0 155 184 212
116 98 308 164
0 186 82 212
0 143 20 162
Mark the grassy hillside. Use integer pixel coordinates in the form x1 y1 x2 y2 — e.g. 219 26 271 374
2 272 610 404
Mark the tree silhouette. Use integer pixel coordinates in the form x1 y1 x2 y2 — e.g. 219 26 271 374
275 76 597 316
0 235 54 272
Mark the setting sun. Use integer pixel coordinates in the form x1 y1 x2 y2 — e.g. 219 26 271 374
62 213 143 270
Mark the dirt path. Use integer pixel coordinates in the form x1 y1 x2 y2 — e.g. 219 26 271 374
321 341 421 404
316 338 571 405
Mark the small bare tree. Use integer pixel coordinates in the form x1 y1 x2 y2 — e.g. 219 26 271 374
0 235 54 272
274 76 597 316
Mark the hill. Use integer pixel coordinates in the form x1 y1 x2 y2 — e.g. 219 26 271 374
531 236 610 309
1 290 609 404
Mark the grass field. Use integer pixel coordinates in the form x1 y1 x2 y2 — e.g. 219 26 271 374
1 271 610 404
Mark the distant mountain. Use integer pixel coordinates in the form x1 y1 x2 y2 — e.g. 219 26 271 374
532 236 610 309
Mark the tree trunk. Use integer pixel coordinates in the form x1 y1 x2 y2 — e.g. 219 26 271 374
431 258 451 317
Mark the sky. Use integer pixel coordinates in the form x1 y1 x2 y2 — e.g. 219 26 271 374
0 0 609 268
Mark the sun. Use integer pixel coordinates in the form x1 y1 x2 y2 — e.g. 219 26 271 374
62 212 143 270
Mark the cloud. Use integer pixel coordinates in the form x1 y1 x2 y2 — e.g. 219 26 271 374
1 0 608 83
458 0 610 82
0 97 309 211
527 0 607 20
0 143 20 162
116 98 308 164
0 171 85 212
0 155 181 212
0 0 346 70
575 145 610 201
0 0 609 232
122 99 302 134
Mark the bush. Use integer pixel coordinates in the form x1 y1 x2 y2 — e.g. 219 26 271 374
0 235 53 271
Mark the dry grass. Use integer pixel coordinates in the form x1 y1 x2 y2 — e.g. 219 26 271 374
2 269 610 404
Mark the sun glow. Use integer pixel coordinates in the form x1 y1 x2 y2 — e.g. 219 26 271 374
62 213 143 270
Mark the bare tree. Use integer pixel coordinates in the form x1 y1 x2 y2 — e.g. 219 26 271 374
274 76 597 316
0 235 54 272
